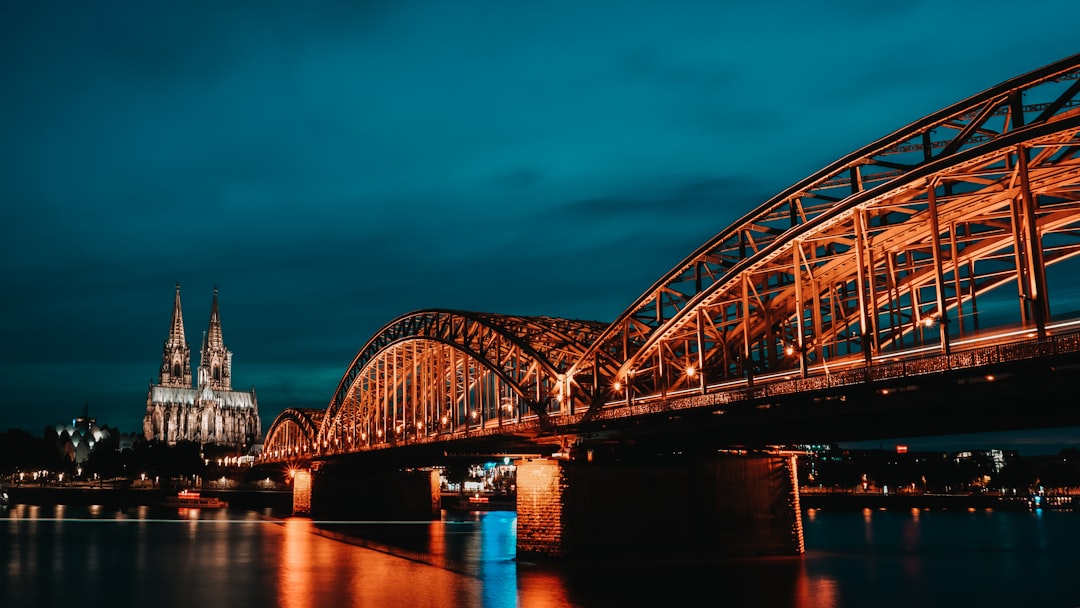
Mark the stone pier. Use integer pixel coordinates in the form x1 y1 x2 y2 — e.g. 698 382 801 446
305 462 440 520
516 451 803 560
291 468 312 515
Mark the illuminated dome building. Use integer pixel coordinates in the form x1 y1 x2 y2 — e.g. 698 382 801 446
142 285 261 452
53 407 110 465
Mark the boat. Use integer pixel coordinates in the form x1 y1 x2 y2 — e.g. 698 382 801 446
442 492 515 512
162 489 228 509
0 484 9 508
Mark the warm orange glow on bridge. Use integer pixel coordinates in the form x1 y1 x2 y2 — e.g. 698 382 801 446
259 54 1080 464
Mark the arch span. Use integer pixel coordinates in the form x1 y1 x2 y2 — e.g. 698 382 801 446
263 407 324 461
260 53 1080 464
318 309 608 452
567 52 1080 416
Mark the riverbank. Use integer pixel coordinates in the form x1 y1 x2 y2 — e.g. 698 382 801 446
3 485 292 511
799 491 1038 511
4 485 1062 513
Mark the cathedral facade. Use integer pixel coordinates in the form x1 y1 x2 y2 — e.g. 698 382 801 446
143 285 261 451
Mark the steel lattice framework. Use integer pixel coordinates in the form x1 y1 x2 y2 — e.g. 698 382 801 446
314 310 607 453
262 407 324 461
263 53 1080 461
567 51 1080 416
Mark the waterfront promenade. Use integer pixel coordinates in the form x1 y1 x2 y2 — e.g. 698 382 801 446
2 483 292 511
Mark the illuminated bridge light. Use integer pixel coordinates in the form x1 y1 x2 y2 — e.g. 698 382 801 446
685 365 696 378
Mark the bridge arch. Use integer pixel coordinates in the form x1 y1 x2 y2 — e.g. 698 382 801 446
568 52 1080 415
318 309 607 452
263 407 324 461
256 53 1080 467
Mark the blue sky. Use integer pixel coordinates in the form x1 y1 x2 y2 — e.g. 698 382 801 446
2 1 1078 454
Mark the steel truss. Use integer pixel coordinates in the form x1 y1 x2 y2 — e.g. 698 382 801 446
314 310 606 454
264 53 1080 460
566 52 1080 416
262 407 324 461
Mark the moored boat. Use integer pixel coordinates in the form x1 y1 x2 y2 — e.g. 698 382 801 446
162 489 228 509
441 492 515 512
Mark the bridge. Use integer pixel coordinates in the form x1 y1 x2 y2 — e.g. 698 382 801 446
260 53 1080 560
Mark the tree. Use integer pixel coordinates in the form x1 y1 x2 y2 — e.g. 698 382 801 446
0 428 55 474
82 431 123 479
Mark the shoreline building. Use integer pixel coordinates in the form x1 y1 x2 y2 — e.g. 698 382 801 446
51 406 110 465
143 285 261 452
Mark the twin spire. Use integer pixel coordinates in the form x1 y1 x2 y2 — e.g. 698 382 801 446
205 286 224 354
167 282 186 347
160 284 232 391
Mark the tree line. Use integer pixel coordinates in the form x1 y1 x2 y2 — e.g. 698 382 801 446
0 427 236 483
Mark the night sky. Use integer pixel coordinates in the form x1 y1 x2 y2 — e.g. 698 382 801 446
3 1 1078 454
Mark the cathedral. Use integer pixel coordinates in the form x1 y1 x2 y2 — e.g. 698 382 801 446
143 284 261 451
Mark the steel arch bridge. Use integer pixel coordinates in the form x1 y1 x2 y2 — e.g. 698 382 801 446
263 52 1080 463
262 407 325 462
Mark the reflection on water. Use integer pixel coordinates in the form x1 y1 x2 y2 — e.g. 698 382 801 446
277 517 483 608
3 503 1080 607
280 518 314 608
1 504 486 608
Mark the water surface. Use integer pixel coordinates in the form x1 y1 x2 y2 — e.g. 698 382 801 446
3 504 1079 607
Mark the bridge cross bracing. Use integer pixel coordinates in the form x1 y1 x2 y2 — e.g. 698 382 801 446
263 52 1080 463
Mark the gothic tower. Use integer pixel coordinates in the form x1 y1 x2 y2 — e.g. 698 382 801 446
197 287 232 391
145 285 260 450
159 283 192 388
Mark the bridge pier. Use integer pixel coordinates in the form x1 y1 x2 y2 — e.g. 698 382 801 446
292 468 312 515
516 451 803 560
305 462 440 520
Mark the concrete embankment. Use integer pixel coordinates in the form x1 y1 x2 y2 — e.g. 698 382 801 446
799 492 1032 511
4 485 292 511
6 485 1036 514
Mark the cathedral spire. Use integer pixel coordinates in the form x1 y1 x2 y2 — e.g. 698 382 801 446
198 286 232 391
158 282 192 387
206 286 224 352
169 282 186 346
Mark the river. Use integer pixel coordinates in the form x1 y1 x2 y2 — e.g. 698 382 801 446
2 503 1078 607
